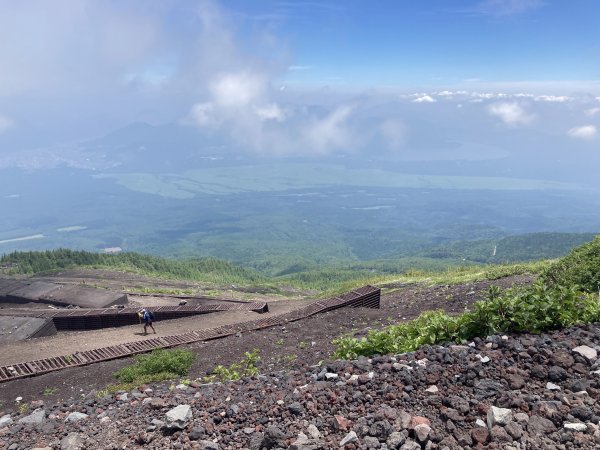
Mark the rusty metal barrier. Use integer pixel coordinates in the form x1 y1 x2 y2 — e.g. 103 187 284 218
0 285 380 383
0 302 268 330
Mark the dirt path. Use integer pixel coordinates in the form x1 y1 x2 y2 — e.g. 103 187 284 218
0 275 534 410
0 298 314 366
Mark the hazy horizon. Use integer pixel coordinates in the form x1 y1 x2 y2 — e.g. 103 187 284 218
0 0 599 266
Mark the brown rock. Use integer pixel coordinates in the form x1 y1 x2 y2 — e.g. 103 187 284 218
490 426 512 443
149 398 166 410
552 351 574 368
334 415 350 431
505 421 523 439
527 415 557 435
471 427 490 444
506 374 525 390
410 416 431 429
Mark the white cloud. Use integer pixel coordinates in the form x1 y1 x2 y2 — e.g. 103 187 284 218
254 103 285 122
210 72 266 108
305 105 355 153
567 125 597 140
534 95 570 103
585 107 600 117
474 0 545 16
0 0 162 96
189 102 218 128
487 102 535 126
0 115 14 134
380 119 408 151
412 95 436 103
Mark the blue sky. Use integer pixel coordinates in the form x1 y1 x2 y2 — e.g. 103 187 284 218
0 0 598 159
235 0 600 87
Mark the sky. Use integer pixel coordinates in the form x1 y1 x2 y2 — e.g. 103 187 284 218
0 0 599 160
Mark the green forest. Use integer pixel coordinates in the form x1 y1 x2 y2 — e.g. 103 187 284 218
2 231 596 294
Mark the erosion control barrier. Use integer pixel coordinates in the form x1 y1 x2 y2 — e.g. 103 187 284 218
0 285 380 383
0 302 268 331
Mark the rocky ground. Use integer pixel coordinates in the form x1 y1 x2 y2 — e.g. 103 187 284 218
2 323 600 449
6 274 600 449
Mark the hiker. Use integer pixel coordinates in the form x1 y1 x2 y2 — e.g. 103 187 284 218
140 308 156 335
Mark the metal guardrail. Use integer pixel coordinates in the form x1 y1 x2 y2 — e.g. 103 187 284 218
0 286 380 383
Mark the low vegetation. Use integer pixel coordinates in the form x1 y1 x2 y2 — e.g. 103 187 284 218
112 348 195 389
334 236 600 359
0 248 553 297
541 235 600 293
204 349 261 383
0 249 266 286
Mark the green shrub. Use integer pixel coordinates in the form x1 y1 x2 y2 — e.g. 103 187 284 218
542 235 600 293
204 349 260 382
333 282 600 359
114 348 195 384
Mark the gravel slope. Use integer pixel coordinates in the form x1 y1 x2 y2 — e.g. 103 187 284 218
1 324 600 449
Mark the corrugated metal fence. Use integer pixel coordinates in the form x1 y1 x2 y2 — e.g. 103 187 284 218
0 285 380 383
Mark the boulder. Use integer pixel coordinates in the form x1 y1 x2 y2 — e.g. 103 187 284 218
165 404 192 430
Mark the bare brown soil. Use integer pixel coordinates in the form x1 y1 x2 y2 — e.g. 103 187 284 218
0 275 533 412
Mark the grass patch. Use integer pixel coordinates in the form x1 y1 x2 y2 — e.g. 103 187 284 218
42 387 58 396
111 348 195 390
204 349 260 383
542 235 600 293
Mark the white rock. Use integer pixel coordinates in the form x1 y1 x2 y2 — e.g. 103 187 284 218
292 432 309 445
325 373 339 380
487 406 513 429
425 385 439 394
514 413 530 424
0 414 13 427
414 423 431 443
65 412 88 422
165 404 192 430
175 384 188 390
339 431 358 446
476 354 491 363
546 382 561 391
151 418 165 427
60 432 84 450
564 422 587 431
307 424 321 439
18 408 46 424
475 419 487 428
573 345 597 360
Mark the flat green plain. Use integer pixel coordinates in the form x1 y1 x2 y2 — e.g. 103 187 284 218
96 164 577 198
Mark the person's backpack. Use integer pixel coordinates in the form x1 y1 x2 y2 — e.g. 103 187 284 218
148 311 155 321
